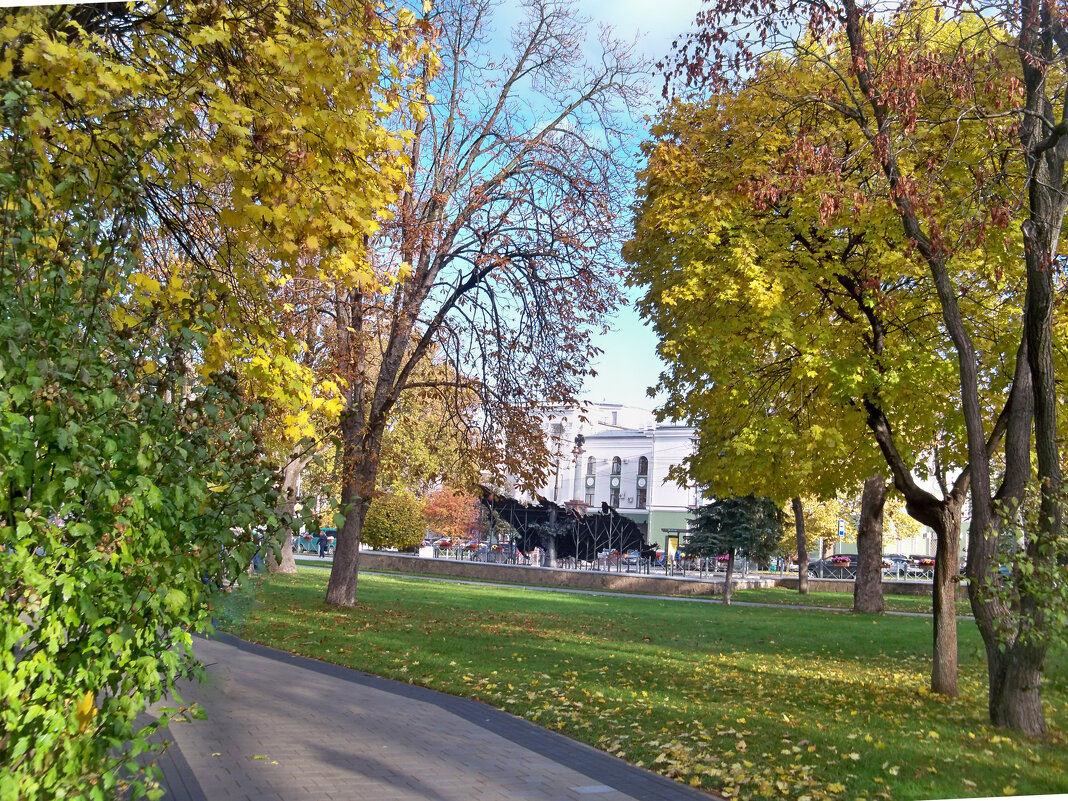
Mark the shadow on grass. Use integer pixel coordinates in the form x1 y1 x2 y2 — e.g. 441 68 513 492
209 574 262 634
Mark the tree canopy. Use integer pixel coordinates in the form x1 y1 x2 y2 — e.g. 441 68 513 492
0 1 427 795
626 25 1024 694
323 0 647 607
361 491 426 552
687 496 783 565
626 24 1020 507
688 495 783 604
652 0 1067 732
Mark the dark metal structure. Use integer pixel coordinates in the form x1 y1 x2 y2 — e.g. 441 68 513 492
480 488 649 563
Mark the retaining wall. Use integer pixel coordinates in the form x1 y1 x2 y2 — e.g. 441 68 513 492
356 552 952 599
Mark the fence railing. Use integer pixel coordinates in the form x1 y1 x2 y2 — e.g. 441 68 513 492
428 547 940 583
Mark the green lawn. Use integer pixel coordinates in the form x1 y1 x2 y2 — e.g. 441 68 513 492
294 558 970 615
218 570 1067 801
729 587 973 616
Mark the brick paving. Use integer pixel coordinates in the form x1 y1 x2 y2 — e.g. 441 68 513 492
154 633 717 801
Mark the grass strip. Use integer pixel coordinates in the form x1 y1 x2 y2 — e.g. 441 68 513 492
294 557 969 615
219 570 1067 801
729 587 973 616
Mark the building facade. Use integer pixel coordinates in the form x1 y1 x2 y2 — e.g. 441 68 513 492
532 403 697 550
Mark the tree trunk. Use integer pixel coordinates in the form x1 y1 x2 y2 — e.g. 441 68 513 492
325 469 371 606
543 534 557 567
792 496 808 595
723 548 735 605
325 412 381 607
853 475 886 613
542 508 558 567
930 505 961 696
987 641 1048 735
268 455 309 574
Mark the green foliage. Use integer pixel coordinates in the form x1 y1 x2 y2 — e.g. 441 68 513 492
0 78 295 800
687 496 783 566
361 492 426 551
624 24 1021 504
987 486 1068 650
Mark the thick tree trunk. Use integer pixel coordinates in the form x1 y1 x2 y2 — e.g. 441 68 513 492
722 548 735 605
792 496 808 595
325 466 371 606
930 505 961 696
325 496 366 606
325 413 381 607
988 642 1048 735
542 534 557 567
853 475 886 614
946 3 1060 734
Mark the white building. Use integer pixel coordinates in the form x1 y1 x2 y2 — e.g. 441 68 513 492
533 402 697 549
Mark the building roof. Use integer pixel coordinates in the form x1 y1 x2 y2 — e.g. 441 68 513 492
583 426 694 440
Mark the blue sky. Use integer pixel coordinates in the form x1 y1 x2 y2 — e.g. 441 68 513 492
486 0 702 411
573 0 701 411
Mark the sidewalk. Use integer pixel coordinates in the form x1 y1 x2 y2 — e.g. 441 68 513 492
153 633 718 801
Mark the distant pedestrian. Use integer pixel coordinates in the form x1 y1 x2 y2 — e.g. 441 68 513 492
318 533 327 557
251 531 264 573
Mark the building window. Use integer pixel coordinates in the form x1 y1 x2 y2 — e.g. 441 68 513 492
586 456 596 475
609 487 620 508
550 423 563 435
585 491 595 506
636 486 647 509
611 456 621 475
637 456 648 476
612 411 618 425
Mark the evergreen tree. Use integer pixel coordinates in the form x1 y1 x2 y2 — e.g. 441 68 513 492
687 496 782 605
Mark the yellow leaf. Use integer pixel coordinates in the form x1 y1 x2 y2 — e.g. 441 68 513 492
74 691 97 731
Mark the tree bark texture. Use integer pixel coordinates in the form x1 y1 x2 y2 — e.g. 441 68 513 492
930 505 961 697
853 475 886 614
956 0 1061 735
792 496 809 595
268 456 309 574
325 408 385 607
864 400 966 696
723 548 735 606
987 643 1047 733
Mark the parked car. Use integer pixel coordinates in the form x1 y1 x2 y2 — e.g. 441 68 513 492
808 554 858 576
882 553 910 572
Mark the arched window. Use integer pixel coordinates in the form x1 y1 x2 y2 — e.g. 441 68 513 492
611 456 621 476
586 456 596 475
637 456 648 476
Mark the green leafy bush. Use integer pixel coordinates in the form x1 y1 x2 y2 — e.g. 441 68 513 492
0 83 290 800
362 492 426 552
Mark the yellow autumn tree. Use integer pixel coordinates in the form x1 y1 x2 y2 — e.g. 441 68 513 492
0 2 429 798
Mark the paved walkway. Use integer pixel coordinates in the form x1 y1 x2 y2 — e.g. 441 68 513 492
153 633 717 801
